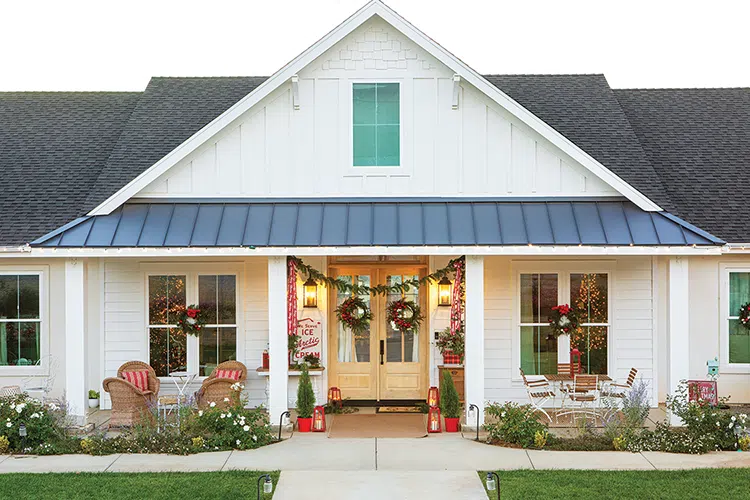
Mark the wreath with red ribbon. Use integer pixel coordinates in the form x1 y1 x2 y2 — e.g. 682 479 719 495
176 305 207 336
386 298 423 335
548 304 579 338
335 296 373 335
739 303 750 330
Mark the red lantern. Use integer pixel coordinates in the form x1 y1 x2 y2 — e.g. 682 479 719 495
427 386 440 407
570 348 581 377
312 405 326 432
428 406 442 433
328 387 342 408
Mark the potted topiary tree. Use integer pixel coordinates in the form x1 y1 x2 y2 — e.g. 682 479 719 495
440 369 461 432
296 364 315 432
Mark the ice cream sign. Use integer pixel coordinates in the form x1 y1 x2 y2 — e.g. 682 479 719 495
294 317 322 362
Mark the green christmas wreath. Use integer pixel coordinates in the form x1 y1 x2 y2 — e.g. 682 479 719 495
386 298 423 334
335 296 373 335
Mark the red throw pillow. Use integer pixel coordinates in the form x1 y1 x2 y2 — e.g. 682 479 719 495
122 370 150 391
215 369 241 380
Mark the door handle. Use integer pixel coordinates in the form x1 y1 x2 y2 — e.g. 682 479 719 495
380 340 384 365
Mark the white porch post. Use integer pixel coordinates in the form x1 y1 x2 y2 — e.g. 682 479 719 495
668 256 689 425
464 255 485 425
268 256 289 423
64 258 87 422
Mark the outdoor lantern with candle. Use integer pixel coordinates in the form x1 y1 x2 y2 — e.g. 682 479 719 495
18 423 27 450
437 276 452 306
312 405 326 432
303 278 318 308
328 386 342 408
428 406 442 433
485 471 500 499
427 386 440 407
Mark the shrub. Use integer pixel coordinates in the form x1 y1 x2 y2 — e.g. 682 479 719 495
0 435 9 454
88 390 100 400
534 430 548 449
439 370 461 419
0 394 68 452
545 434 613 451
296 365 315 419
739 435 750 451
187 404 273 451
621 379 651 428
612 435 627 451
626 421 715 454
484 402 548 448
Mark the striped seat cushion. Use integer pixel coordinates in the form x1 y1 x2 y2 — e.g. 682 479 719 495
122 370 150 392
215 369 242 380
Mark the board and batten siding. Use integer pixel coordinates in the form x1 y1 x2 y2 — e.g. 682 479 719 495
136 17 616 200
100 257 270 408
483 256 657 406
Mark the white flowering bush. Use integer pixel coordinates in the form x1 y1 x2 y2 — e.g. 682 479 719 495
484 401 549 448
186 403 272 450
0 394 67 452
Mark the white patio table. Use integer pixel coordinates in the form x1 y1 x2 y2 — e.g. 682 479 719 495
168 371 197 428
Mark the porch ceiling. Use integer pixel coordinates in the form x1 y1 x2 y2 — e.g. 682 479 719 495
31 198 724 248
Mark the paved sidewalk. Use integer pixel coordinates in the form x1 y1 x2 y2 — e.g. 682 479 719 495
0 434 749 474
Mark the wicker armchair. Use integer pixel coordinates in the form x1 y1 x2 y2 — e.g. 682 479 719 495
102 361 160 427
195 361 248 409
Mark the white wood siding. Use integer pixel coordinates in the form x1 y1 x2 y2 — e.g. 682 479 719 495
137 18 617 199
483 256 656 406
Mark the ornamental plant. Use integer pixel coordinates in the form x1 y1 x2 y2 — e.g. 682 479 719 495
0 394 67 452
484 401 548 448
296 364 315 419
440 370 461 419
435 326 465 359
187 404 273 451
88 390 100 399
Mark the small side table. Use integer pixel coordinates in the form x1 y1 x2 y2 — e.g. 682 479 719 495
168 371 197 429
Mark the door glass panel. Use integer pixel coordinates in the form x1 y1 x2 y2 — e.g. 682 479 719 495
337 275 371 362
385 274 419 363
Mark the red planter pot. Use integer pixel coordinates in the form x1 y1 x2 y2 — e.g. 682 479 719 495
444 417 460 432
297 417 313 432
442 351 462 365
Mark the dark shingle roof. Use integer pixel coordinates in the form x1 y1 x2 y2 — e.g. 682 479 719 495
486 74 672 211
0 92 140 246
615 88 750 243
1 75 746 245
83 76 267 211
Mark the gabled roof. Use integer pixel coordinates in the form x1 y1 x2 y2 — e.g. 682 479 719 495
0 91 140 247
32 199 724 248
83 77 266 212
84 0 663 215
615 88 750 243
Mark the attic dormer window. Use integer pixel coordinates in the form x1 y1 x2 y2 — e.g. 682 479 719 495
353 83 400 166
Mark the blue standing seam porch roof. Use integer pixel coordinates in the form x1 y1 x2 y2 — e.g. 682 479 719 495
31 199 725 248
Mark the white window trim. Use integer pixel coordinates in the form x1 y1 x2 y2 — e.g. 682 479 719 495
511 260 614 382
0 267 48 376
142 263 243 381
347 78 407 175
719 264 750 373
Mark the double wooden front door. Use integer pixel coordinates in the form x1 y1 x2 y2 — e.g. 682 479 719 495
328 264 428 401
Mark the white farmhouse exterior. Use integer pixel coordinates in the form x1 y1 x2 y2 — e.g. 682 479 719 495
0 1 747 425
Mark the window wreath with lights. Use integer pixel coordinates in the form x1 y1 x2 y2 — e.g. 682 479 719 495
548 304 579 338
175 305 207 336
335 296 373 335
386 298 423 335
739 302 750 330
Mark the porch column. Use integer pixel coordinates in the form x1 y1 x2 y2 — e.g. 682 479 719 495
65 258 87 422
268 256 289 423
668 256 689 425
464 255 485 425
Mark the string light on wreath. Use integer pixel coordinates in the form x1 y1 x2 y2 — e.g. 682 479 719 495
739 302 750 330
175 305 206 336
335 296 373 335
548 304 579 337
386 298 424 334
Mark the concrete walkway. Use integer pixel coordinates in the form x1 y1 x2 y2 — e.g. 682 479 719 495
0 434 748 499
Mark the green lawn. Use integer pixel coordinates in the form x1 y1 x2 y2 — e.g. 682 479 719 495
480 469 749 499
0 471 280 500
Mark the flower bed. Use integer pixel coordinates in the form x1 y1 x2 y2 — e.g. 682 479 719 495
0 393 275 456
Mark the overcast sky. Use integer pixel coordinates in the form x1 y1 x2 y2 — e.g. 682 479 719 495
1 0 747 91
